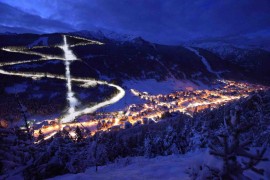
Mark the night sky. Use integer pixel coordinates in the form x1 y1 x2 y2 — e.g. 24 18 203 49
0 0 269 44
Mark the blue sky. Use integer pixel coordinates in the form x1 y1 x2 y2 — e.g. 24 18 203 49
0 0 269 44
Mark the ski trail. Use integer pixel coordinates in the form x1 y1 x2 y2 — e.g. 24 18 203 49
60 35 80 122
2 47 64 60
186 47 221 79
154 57 177 80
0 35 125 124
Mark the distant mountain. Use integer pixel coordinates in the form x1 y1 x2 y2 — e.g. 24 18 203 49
0 31 17 35
182 30 270 85
72 29 138 42
187 29 270 51
1 32 269 86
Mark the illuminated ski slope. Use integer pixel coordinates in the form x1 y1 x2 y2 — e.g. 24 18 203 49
0 35 125 123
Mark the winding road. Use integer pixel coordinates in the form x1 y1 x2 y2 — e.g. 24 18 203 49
0 35 125 123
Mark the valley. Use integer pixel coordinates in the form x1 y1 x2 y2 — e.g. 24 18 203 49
1 2 270 179
0 33 268 142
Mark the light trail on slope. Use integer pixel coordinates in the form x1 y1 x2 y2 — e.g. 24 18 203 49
2 47 65 60
60 35 80 122
0 35 125 125
0 67 125 123
0 59 46 67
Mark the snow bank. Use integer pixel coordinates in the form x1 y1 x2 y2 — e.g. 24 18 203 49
51 147 270 180
51 149 215 180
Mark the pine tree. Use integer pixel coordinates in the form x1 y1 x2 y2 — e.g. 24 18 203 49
75 126 83 142
163 125 178 155
209 106 268 179
88 133 108 172
144 136 153 158
0 127 34 178
16 94 32 140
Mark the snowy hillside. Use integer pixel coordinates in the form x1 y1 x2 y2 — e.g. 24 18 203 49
52 149 270 180
73 29 137 42
187 42 250 60
187 29 270 53
51 150 215 180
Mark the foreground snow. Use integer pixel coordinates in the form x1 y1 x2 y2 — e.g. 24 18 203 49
51 150 215 180
51 148 270 180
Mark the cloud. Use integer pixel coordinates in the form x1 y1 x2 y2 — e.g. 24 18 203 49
0 25 42 34
0 2 75 33
0 0 269 44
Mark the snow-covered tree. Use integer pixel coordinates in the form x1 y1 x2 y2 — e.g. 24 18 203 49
0 127 34 179
144 136 153 158
87 133 108 172
75 126 83 142
124 121 132 129
209 106 268 179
